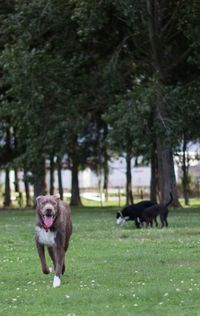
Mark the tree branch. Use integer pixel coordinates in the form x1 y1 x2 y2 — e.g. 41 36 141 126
166 47 192 72
146 1 159 69
161 2 182 40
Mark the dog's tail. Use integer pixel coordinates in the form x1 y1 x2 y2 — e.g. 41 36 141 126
165 192 173 207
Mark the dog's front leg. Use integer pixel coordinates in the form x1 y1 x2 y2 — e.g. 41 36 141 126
53 247 65 288
135 218 141 229
47 246 56 270
35 239 50 274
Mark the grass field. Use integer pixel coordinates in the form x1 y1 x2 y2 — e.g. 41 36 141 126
1 202 200 316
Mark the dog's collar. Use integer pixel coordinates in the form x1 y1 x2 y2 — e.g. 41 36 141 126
42 223 50 232
119 211 130 221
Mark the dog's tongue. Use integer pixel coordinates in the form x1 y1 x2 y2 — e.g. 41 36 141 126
43 215 54 228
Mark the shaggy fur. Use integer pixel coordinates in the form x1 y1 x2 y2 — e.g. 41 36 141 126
35 194 72 288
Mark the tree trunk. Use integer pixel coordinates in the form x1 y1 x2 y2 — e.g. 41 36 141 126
150 142 158 203
57 156 63 200
157 138 180 206
14 168 20 193
182 134 190 205
146 0 180 207
70 155 82 206
103 151 109 202
126 152 133 205
3 127 12 206
33 159 46 200
155 88 180 206
24 168 32 207
14 169 23 208
49 155 55 195
102 124 109 202
4 167 11 207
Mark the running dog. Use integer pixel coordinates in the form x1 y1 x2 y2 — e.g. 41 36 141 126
116 200 157 228
142 192 173 228
35 194 72 288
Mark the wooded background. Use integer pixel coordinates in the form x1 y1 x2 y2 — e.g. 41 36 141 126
0 0 199 207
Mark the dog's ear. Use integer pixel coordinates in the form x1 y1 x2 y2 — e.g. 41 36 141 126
54 193 60 201
36 195 43 208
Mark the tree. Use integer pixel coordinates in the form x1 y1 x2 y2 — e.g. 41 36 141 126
167 83 200 205
105 87 153 204
0 0 199 208
0 0 90 203
145 0 199 205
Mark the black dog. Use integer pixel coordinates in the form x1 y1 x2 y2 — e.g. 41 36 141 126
142 192 173 228
116 200 157 228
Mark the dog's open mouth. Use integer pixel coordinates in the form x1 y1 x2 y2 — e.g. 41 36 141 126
43 215 55 228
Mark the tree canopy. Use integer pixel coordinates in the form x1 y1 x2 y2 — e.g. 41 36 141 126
0 0 199 206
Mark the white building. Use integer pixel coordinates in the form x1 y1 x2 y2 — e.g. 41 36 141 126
0 157 151 194
4 149 200 197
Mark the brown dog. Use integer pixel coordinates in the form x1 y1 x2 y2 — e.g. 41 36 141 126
35 194 72 288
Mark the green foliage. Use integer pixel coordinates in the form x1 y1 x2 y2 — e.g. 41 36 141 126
166 82 200 147
0 0 98 174
104 86 153 157
0 0 199 199
178 0 200 68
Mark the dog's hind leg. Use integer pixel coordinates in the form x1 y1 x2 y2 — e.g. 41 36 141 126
62 241 70 275
160 215 165 228
62 263 65 275
165 210 169 227
150 219 154 227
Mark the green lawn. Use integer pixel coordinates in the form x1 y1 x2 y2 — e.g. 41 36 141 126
1 202 200 316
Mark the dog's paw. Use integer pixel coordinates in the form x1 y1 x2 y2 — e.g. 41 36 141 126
43 267 51 274
49 267 52 273
53 276 61 288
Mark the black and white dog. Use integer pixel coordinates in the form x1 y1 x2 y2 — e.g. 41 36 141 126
116 200 157 228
